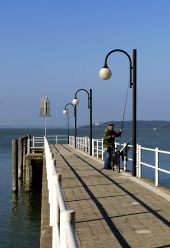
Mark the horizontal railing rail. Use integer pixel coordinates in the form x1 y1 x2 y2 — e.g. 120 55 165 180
27 135 68 153
69 135 170 187
33 136 44 145
137 145 170 186
44 137 78 248
47 135 68 144
26 136 44 154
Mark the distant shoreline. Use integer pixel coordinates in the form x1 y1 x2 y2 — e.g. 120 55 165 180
0 120 170 129
79 120 170 129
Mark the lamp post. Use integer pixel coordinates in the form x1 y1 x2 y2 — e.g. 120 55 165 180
99 49 137 177
72 89 92 156
63 103 75 144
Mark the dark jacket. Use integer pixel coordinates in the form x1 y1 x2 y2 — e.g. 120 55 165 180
103 128 122 149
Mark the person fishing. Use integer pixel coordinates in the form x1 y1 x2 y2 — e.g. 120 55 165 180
103 123 122 170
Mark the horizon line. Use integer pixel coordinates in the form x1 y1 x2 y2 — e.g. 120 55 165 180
0 120 170 129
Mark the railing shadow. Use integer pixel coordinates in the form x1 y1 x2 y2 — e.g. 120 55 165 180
74 151 170 228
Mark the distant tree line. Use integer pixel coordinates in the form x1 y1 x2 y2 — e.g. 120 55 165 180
79 120 170 129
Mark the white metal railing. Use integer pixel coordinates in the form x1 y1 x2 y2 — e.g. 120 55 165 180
27 135 68 154
44 137 78 248
92 139 103 159
27 136 45 154
69 136 170 187
137 145 170 186
33 136 44 146
47 135 68 144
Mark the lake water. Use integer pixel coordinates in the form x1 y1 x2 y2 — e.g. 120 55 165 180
0 127 170 247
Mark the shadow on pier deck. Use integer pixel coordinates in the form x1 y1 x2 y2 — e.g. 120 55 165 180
41 144 170 248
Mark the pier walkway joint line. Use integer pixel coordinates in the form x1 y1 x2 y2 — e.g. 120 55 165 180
43 144 170 248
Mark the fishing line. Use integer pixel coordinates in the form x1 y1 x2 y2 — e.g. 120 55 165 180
120 82 130 130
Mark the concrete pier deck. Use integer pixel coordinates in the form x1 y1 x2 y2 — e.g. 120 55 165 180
41 144 170 248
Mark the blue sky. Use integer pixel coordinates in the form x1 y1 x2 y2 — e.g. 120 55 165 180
0 0 170 127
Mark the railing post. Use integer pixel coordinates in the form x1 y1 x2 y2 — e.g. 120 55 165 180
60 210 76 248
138 144 142 178
83 137 85 152
92 139 94 156
76 137 78 150
56 136 58 144
136 144 138 175
122 143 127 171
102 138 104 161
88 138 90 155
83 137 85 151
33 136 35 147
97 140 99 158
81 137 83 150
155 148 159 187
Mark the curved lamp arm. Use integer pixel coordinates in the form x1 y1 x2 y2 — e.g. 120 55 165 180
101 49 133 88
73 88 91 109
64 103 75 117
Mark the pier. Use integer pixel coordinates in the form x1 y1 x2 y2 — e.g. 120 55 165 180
41 142 170 248
12 135 170 247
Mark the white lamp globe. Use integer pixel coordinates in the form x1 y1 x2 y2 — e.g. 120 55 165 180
99 67 112 80
63 109 67 115
72 98 79 106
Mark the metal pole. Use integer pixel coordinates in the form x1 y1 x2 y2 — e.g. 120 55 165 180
67 110 69 144
45 117 47 137
132 49 137 177
74 105 77 148
89 89 92 156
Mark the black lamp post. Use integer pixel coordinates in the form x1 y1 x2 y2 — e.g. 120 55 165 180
99 49 137 177
72 89 93 156
63 103 75 144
